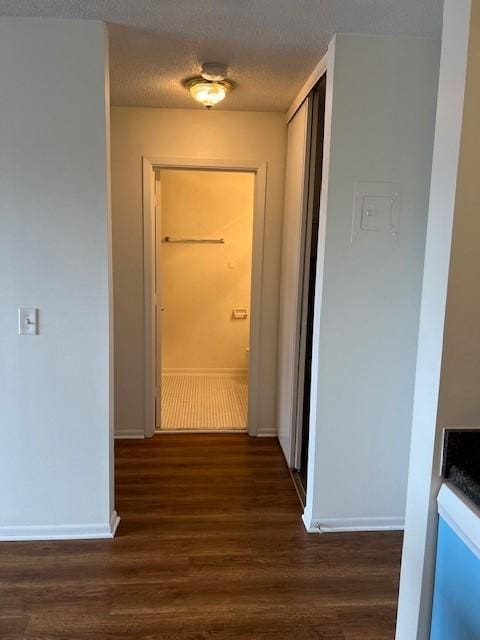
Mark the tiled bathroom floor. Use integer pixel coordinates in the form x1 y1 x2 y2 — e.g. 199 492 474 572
160 374 248 431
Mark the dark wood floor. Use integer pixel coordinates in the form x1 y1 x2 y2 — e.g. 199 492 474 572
0 435 402 639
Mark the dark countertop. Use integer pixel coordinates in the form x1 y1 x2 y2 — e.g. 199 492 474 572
442 429 480 508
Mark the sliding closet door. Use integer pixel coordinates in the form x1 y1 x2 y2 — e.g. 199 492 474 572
293 76 327 490
277 99 310 465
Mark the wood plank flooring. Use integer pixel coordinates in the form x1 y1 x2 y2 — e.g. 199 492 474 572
0 435 402 639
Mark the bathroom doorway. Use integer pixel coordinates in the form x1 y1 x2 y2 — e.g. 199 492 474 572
157 168 254 432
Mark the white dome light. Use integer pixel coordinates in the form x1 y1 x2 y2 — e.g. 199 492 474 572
186 78 233 109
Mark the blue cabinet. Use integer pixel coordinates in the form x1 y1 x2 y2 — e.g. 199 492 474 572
430 516 480 639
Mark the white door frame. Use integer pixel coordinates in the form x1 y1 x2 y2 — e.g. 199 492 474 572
142 156 267 438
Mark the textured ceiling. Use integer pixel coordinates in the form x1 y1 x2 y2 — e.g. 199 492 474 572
0 1 443 111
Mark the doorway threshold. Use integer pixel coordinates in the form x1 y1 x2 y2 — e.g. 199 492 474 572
155 429 248 435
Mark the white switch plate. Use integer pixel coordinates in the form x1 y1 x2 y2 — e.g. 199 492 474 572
352 181 402 243
18 307 38 335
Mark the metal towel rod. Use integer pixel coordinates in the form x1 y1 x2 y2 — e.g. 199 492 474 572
162 236 225 244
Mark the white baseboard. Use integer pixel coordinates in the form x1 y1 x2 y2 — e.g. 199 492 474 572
0 510 120 541
302 513 405 533
115 429 145 439
162 368 248 376
110 509 120 537
117 427 276 438
256 429 277 437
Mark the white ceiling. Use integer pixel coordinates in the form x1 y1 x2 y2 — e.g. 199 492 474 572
0 1 443 112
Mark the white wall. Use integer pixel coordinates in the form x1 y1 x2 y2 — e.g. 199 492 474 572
0 18 115 539
111 108 286 437
396 2 478 637
304 34 440 532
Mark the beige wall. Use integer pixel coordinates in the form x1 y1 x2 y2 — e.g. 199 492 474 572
396 1 478 637
437 0 480 437
111 107 286 436
424 0 480 632
158 169 254 372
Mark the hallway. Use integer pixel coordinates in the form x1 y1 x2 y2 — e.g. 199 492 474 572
0 436 402 639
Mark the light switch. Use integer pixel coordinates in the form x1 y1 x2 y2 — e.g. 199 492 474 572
19 308 38 335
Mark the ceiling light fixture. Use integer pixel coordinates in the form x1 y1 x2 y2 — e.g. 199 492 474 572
186 63 233 109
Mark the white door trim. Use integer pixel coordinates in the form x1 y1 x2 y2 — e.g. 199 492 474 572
142 156 268 438
143 157 156 438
